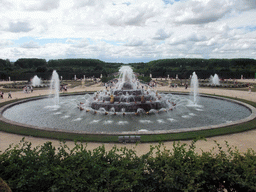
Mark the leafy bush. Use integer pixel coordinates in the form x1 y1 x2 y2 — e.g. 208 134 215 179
1 138 256 192
0 177 12 192
138 76 151 83
101 76 115 83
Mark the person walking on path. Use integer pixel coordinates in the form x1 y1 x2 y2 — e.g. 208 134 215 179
8 92 12 98
248 87 251 93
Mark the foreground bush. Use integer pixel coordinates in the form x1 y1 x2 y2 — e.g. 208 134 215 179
0 138 256 192
0 177 12 192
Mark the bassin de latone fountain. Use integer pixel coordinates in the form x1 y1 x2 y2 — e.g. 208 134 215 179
2 66 254 135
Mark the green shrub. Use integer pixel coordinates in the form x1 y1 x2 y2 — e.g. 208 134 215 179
101 76 115 83
138 76 151 83
0 178 12 192
1 138 256 191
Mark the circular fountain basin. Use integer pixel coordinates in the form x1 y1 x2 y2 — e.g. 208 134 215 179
1 93 255 135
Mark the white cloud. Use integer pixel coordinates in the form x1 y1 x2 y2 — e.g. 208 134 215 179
105 2 159 26
169 0 233 25
20 40 40 48
23 0 61 11
6 21 33 33
0 40 14 47
125 38 144 46
72 0 96 8
0 0 255 62
71 39 89 48
153 29 171 40
0 0 13 11
234 0 256 11
168 32 207 45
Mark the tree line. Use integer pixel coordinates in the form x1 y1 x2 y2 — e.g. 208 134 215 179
131 58 256 79
0 58 255 81
0 58 122 81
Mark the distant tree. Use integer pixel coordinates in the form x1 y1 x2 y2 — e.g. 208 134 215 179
101 76 114 83
5 59 11 67
3 57 256 80
138 76 151 82
0 71 8 80
36 66 47 73
0 59 6 68
14 58 46 68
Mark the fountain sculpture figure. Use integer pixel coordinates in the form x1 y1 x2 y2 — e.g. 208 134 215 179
80 66 176 113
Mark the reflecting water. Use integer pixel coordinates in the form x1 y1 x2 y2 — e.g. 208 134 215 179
3 94 251 133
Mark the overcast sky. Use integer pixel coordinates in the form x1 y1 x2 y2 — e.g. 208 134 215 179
0 0 256 63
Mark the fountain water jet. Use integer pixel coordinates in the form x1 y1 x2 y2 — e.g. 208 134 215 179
31 75 41 87
210 74 220 85
190 72 199 105
87 66 169 113
49 70 60 105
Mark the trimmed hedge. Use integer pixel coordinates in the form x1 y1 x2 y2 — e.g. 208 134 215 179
1 138 256 192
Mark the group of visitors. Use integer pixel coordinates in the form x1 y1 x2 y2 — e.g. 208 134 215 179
60 85 67 92
0 91 12 99
148 81 157 87
23 86 33 93
170 83 178 88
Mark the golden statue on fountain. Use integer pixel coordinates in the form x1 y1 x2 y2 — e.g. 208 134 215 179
141 95 145 103
110 95 115 104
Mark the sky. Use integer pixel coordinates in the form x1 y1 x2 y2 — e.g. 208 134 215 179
0 0 256 63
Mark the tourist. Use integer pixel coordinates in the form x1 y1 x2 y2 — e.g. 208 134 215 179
8 92 12 98
24 86 29 93
0 92 3 99
26 86 30 93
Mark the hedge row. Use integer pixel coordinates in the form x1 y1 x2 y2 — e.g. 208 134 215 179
1 138 256 192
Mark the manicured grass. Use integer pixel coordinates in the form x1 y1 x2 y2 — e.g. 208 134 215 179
0 93 256 143
0 120 118 142
140 118 256 142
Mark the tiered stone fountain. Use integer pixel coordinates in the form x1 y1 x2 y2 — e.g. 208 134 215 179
87 66 170 113
1 67 254 135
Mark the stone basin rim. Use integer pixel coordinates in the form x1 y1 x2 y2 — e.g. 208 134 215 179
0 92 256 136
